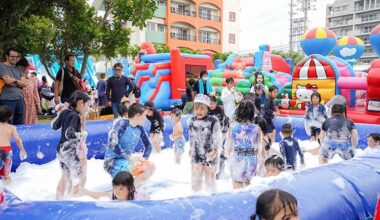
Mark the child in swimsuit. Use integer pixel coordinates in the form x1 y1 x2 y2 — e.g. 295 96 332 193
170 108 185 164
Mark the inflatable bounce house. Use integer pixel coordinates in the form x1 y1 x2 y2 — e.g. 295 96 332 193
278 27 380 124
130 42 292 110
2 28 380 219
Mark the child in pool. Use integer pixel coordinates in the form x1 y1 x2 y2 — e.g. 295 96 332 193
251 189 299 220
229 100 262 189
144 101 164 153
279 123 305 170
0 105 27 184
112 171 148 200
188 94 222 193
104 103 155 187
52 90 97 199
305 92 327 144
264 154 285 177
170 108 185 164
264 85 279 143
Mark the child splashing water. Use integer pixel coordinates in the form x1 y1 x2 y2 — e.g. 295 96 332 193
52 91 98 200
188 94 222 193
169 108 185 164
104 103 155 187
229 100 262 189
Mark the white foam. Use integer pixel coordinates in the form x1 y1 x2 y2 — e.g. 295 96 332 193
5 141 341 202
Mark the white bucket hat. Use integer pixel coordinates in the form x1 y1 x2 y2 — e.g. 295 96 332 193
194 94 210 107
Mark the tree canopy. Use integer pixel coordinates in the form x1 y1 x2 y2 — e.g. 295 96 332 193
0 0 157 78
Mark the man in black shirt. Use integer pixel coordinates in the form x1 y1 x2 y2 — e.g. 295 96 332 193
106 63 134 118
54 54 82 104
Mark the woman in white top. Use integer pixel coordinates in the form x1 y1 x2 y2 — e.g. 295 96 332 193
221 77 242 121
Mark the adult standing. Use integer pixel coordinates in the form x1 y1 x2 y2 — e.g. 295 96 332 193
195 70 213 96
106 63 134 118
319 104 358 164
16 58 41 124
0 48 28 125
54 54 82 104
96 73 107 107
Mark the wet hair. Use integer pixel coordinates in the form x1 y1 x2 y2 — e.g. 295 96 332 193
311 92 321 103
100 73 106 79
15 57 29 68
255 116 268 135
144 101 155 110
251 189 298 220
112 171 135 200
171 108 182 117
64 53 74 62
331 104 345 115
281 123 293 135
254 71 264 84
128 103 145 118
235 100 255 123
226 77 234 84
188 78 196 86
209 95 217 103
265 154 285 170
368 133 380 143
68 90 90 108
118 105 128 117
0 105 12 123
269 85 278 93
5 48 18 56
200 70 208 78
113 63 123 69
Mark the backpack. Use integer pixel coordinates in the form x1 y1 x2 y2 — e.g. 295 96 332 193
133 87 141 98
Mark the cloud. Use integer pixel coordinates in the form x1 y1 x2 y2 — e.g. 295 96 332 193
340 47 357 57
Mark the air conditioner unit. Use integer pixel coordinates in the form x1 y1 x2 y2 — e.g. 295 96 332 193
170 32 176 37
171 7 176 12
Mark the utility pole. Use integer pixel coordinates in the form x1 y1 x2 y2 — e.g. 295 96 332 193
289 0 316 52
289 0 295 51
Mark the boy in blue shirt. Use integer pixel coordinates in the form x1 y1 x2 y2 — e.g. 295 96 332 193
279 123 305 170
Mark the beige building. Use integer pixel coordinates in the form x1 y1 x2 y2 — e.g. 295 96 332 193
326 0 380 64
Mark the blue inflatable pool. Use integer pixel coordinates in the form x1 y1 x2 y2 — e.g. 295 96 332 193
1 116 379 219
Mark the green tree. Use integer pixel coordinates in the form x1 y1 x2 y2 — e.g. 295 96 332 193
271 50 305 67
212 52 232 61
0 0 157 79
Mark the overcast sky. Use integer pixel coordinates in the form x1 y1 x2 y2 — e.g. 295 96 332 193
240 0 335 51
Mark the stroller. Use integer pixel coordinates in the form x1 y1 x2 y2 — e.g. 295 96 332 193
40 87 55 101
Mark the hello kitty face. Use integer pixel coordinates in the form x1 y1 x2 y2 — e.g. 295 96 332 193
295 85 314 102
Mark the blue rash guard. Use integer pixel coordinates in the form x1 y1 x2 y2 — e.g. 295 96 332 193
104 118 152 176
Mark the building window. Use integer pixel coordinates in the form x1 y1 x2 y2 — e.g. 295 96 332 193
157 0 166 6
157 24 167 32
229 34 235 44
147 22 156 31
229 12 236 22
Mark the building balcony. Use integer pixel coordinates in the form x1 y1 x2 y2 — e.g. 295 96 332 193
145 30 166 44
199 37 220 45
154 4 166 18
199 13 221 21
170 33 195 41
328 21 353 28
170 7 196 17
354 5 380 13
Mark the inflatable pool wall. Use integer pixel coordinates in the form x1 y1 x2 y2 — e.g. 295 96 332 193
10 116 378 172
2 156 380 219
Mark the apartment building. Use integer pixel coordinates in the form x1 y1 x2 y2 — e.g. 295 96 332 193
326 0 380 64
89 0 240 53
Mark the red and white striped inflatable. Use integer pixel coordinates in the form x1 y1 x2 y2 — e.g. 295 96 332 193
293 56 336 80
